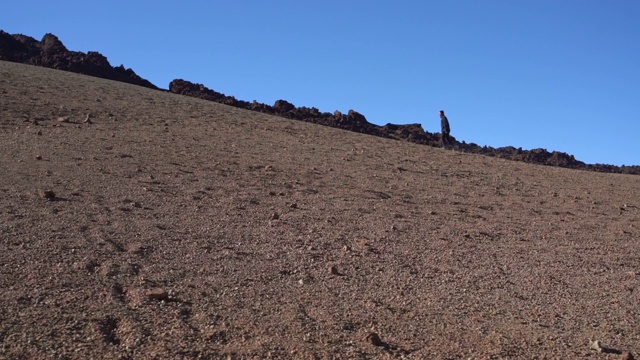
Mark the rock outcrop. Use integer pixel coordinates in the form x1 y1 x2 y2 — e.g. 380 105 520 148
0 31 157 89
169 79 640 174
2 30 638 174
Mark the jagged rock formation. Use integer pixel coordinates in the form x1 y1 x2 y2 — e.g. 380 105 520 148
0 31 157 89
168 79 396 139
1 30 637 174
169 79 639 174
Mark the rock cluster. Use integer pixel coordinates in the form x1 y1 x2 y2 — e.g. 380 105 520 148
169 79 640 174
0 31 157 89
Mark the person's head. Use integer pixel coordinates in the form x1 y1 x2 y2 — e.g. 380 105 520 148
439 110 445 115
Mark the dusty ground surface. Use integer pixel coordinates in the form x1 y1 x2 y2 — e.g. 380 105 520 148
0 60 639 359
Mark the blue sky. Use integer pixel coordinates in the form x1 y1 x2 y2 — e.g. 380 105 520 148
3 1 639 166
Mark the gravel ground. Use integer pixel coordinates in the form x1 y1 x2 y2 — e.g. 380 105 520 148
1 60 639 359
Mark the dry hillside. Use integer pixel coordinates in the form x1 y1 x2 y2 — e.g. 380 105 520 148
1 60 639 359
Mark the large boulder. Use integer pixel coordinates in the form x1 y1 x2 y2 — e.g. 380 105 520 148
273 100 295 113
38 33 67 53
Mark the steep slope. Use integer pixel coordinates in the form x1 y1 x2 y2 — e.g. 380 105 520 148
2 30 638 172
1 61 639 359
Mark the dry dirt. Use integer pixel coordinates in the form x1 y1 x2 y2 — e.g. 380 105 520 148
1 60 639 359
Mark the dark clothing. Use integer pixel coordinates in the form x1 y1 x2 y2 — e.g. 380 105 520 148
440 114 451 147
440 114 450 135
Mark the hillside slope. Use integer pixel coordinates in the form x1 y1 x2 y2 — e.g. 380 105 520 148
2 30 639 173
1 61 639 359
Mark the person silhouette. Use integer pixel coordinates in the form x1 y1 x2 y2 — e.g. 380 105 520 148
439 110 451 148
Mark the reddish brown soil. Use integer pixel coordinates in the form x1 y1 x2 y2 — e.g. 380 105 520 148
1 61 639 359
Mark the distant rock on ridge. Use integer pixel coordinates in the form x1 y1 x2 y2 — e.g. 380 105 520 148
0 31 158 89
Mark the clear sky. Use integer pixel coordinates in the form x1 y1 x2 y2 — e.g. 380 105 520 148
3 1 639 166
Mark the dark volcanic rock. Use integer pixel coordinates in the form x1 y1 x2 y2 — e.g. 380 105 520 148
167 78 639 174
39 33 67 53
0 32 33 62
273 99 295 113
169 79 390 138
0 31 157 89
2 30 636 174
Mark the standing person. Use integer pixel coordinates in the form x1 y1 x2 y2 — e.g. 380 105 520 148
439 110 451 148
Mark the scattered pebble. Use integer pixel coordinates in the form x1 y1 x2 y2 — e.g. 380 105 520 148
621 352 635 360
35 155 42 160
41 190 56 201
145 288 168 301
589 339 602 353
329 266 340 275
366 332 384 347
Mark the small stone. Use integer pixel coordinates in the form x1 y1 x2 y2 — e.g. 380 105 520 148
589 339 602 353
289 203 298 209
621 352 635 360
56 116 70 123
145 288 168 301
329 266 340 275
41 190 56 200
366 332 384 347
270 212 279 220
110 283 125 301
35 155 42 160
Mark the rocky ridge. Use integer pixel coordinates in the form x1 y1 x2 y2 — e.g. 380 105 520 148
2 30 638 174
0 31 157 90
168 79 640 174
